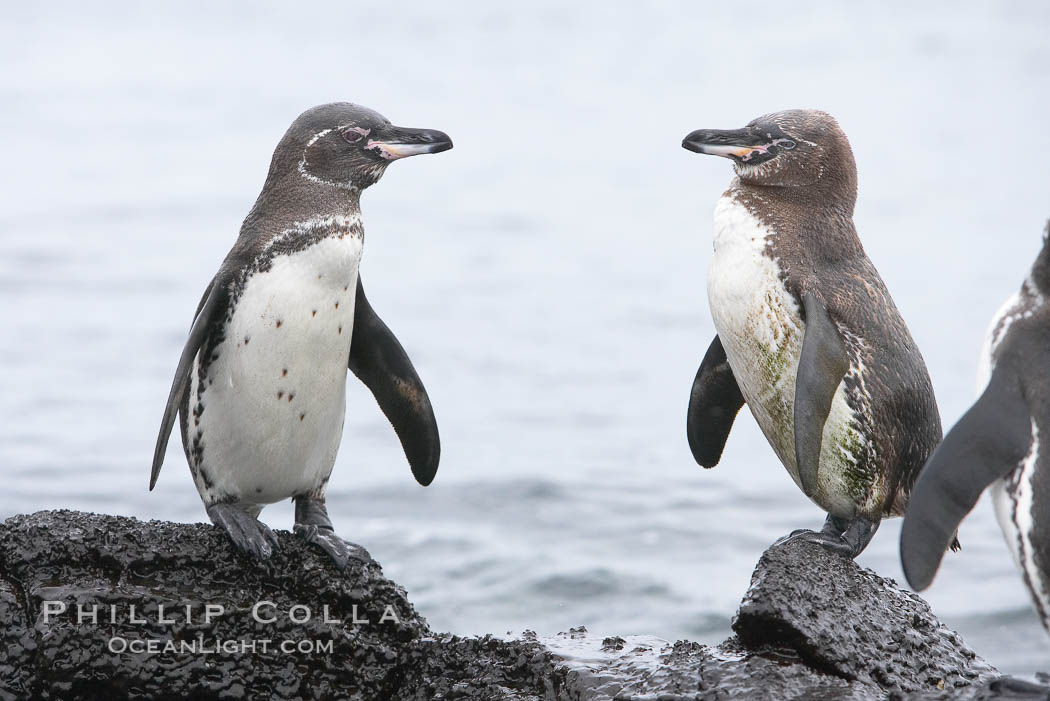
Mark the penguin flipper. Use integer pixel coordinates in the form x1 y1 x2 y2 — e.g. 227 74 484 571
900 366 1031 591
348 277 440 486
686 335 745 467
150 274 229 490
793 292 851 497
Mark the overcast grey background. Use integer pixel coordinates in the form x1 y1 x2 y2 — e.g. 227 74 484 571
1 1 1048 673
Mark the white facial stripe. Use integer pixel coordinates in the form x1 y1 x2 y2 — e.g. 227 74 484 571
365 141 437 160
297 129 333 184
297 128 359 191
306 128 332 146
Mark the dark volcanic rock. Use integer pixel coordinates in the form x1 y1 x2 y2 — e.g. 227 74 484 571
0 576 35 700
540 631 881 699
0 510 427 699
0 510 562 700
734 538 997 695
0 511 1028 700
897 677 1050 701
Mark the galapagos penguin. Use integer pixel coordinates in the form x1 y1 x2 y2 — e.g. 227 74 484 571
151 102 452 567
682 109 942 558
902 221 1050 634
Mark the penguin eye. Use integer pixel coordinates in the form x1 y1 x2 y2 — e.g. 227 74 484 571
340 127 366 144
779 140 796 150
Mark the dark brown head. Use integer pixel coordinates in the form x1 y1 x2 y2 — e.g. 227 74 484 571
265 102 453 192
683 109 857 212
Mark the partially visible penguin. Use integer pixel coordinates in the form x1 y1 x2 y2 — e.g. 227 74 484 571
151 103 452 567
902 221 1050 633
681 109 942 558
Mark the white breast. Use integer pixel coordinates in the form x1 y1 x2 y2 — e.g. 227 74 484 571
706 196 872 518
990 420 1050 627
977 290 1023 392
977 279 1044 392
188 231 362 505
984 281 1050 627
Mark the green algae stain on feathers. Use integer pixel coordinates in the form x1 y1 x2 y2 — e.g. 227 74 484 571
708 225 882 518
751 285 803 464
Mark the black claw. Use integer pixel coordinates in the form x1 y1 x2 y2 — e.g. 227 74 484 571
292 496 371 569
774 528 851 556
207 503 279 561
774 516 879 560
773 528 819 548
294 524 372 569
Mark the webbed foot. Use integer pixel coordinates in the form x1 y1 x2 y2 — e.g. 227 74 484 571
206 502 279 560
773 514 879 559
293 495 372 569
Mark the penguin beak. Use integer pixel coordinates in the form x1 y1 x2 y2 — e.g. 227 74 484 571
366 126 453 161
682 128 771 161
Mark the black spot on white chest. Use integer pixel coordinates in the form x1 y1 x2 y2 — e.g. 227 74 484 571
186 234 363 500
217 234 361 389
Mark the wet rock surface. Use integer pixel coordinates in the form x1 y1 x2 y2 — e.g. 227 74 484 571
0 511 1040 700
895 677 1050 701
734 538 999 695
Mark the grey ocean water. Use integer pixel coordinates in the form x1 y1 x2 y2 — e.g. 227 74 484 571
2 0 1049 674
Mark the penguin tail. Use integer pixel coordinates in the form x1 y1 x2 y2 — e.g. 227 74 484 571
949 534 962 552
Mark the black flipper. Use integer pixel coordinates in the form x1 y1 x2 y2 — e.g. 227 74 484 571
150 274 229 490
349 277 440 486
686 335 746 468
793 292 851 497
900 365 1032 591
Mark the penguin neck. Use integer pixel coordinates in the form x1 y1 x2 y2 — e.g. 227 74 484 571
733 177 855 217
248 179 364 234
729 180 864 259
322 187 362 218
295 182 362 220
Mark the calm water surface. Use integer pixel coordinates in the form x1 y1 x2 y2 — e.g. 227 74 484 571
1 1 1049 674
